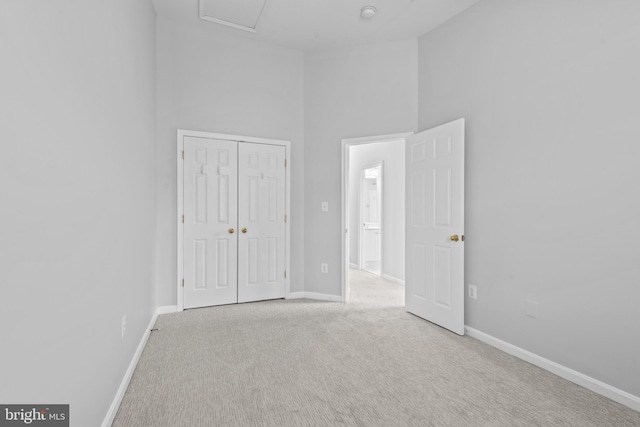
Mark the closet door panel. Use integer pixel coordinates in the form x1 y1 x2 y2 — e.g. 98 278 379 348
183 137 238 308
237 143 286 303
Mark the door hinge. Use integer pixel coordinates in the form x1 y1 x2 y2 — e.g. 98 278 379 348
284 159 287 167
182 215 184 223
181 279 184 288
182 150 184 159
284 271 287 278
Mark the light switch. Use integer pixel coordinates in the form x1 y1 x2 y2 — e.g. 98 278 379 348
321 202 329 212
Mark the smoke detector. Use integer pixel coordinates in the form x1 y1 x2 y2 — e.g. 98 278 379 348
361 6 377 19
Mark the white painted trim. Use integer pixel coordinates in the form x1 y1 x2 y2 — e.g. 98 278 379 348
341 132 413 304
359 160 384 276
286 292 342 302
349 263 359 269
177 131 184 312
284 140 292 302
102 308 159 427
286 292 305 299
177 129 291 311
178 129 287 146
341 140 350 303
465 326 640 413
156 305 178 315
343 132 414 146
381 274 405 285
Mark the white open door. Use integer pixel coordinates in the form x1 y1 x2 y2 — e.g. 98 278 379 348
237 143 286 303
405 119 465 335
183 137 238 309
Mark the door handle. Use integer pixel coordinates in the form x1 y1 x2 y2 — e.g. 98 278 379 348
228 228 235 234
450 234 459 242
242 228 248 234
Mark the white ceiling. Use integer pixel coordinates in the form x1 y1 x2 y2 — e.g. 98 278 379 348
200 0 267 30
152 0 479 51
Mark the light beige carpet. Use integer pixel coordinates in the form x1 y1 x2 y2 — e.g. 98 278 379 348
113 270 640 426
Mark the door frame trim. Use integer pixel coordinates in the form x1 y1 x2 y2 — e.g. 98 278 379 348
340 132 412 303
177 129 291 312
358 160 384 275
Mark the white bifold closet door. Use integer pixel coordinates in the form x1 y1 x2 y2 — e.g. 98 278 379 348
183 137 238 309
237 143 286 303
183 137 286 309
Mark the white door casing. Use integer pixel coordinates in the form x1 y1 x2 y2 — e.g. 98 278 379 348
405 119 465 335
183 137 238 309
360 163 383 275
340 133 412 303
237 143 286 303
177 130 290 311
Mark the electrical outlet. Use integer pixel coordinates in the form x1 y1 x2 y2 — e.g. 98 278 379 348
468 284 477 300
321 202 329 212
121 315 127 339
321 263 328 273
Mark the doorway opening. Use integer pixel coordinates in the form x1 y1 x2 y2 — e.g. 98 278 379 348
360 162 382 275
341 133 411 305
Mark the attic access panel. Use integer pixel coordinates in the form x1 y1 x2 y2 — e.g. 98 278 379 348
199 0 267 33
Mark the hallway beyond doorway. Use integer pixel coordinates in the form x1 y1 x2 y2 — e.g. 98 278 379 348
348 268 403 307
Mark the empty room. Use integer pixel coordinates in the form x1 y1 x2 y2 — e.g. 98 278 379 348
1 0 639 426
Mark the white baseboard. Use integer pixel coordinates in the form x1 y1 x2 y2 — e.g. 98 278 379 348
465 326 640 413
349 263 359 269
287 292 342 302
381 274 405 285
156 305 178 315
102 307 163 427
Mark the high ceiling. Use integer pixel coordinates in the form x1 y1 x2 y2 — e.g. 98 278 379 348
152 0 479 51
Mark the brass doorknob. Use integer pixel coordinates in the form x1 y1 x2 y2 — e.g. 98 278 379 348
242 228 248 234
228 228 235 234
450 234 459 242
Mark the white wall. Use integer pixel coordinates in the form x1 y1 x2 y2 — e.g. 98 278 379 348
0 1 157 425
418 0 640 398
304 40 418 296
155 16 305 305
349 141 405 281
